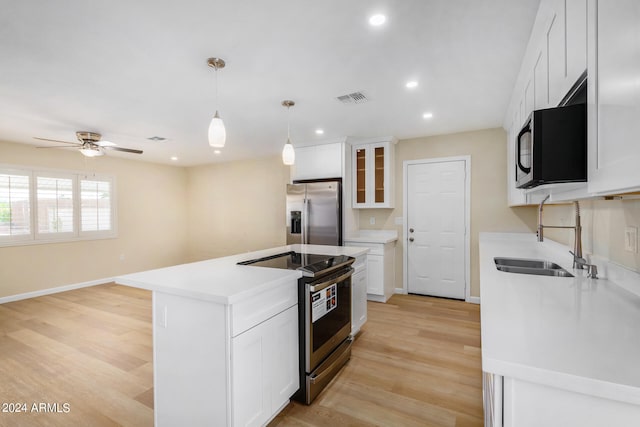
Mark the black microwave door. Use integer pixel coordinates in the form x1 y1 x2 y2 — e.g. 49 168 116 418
516 121 533 185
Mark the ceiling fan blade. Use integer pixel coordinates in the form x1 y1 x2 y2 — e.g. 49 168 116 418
33 137 80 145
36 145 79 149
105 146 143 154
97 140 116 147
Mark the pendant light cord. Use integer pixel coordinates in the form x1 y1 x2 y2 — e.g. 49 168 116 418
214 65 219 113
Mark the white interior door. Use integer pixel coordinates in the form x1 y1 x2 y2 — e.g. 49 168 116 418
406 160 467 299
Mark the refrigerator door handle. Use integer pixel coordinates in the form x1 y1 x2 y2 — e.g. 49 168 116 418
302 198 309 244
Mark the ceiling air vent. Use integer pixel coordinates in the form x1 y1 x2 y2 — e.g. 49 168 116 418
336 91 369 105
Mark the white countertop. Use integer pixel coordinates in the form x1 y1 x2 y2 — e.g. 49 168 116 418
115 244 368 305
480 232 640 405
345 229 398 244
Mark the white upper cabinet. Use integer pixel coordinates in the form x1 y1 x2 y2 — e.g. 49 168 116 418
291 141 343 181
587 0 640 194
504 0 588 204
351 138 396 209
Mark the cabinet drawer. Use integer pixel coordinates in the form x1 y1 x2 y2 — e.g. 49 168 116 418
344 241 384 256
230 280 298 337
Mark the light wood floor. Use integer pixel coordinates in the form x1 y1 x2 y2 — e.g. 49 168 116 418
270 294 483 427
0 285 482 427
0 283 153 427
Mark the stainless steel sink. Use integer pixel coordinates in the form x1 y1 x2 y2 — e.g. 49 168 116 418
494 257 574 278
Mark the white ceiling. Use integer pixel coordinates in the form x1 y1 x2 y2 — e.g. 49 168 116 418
0 0 540 166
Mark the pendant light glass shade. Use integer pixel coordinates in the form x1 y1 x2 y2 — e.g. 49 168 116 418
281 100 295 165
282 138 295 165
208 111 226 148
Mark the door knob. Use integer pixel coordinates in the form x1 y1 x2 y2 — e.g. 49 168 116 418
409 237 414 242
409 228 414 233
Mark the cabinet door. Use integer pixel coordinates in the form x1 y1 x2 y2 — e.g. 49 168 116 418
588 0 640 194
352 142 394 208
367 255 384 295
547 0 565 106
566 0 587 87
268 306 299 412
354 146 367 205
533 47 549 110
232 323 270 427
232 306 299 427
292 143 343 181
351 269 368 334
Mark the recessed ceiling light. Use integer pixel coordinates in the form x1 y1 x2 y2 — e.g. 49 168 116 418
423 112 434 119
170 156 178 161
369 14 386 26
214 150 221 155
148 136 167 141
315 129 324 135
406 81 418 89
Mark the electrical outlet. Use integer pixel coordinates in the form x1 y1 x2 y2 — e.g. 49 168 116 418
119 253 125 261
395 216 403 225
369 217 376 225
625 227 638 253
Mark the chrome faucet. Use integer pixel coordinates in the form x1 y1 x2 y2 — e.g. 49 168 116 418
537 195 597 278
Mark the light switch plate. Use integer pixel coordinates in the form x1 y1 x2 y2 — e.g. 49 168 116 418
395 216 403 225
625 226 638 253
369 217 375 225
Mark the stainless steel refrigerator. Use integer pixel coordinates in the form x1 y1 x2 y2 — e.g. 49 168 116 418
286 179 342 246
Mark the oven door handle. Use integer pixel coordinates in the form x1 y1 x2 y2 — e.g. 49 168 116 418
308 269 353 292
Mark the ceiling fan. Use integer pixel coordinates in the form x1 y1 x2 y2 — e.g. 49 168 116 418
34 131 143 157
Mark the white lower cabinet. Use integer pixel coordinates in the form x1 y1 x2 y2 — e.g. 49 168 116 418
152 279 299 427
344 239 396 303
350 255 367 335
232 305 299 427
486 375 640 427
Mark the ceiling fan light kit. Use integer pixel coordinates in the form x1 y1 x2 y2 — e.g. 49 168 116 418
207 57 226 148
79 146 104 157
281 100 295 166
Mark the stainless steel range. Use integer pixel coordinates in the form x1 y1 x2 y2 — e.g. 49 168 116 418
238 251 354 404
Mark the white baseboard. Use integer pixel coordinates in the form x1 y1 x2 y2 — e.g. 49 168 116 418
0 277 114 304
466 296 481 304
394 287 408 294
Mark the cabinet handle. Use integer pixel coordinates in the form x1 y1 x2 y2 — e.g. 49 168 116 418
409 228 414 233
409 237 414 242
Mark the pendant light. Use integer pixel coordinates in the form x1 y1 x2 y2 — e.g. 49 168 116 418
281 100 295 165
207 57 226 148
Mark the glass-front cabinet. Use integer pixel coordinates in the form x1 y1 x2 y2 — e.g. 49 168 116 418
352 138 395 208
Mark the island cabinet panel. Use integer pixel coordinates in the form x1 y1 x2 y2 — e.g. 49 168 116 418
153 292 229 427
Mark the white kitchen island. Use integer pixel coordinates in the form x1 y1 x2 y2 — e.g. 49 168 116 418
480 233 640 426
116 244 368 427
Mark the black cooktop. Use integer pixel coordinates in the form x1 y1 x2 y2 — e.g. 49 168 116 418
238 251 353 277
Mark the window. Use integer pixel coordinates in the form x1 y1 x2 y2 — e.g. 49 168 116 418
0 171 31 240
0 166 116 246
80 178 113 234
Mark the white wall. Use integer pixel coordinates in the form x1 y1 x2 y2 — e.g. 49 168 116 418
186 155 290 261
358 128 538 297
541 199 640 273
0 140 189 298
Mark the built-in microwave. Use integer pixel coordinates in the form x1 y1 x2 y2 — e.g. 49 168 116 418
515 102 587 189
